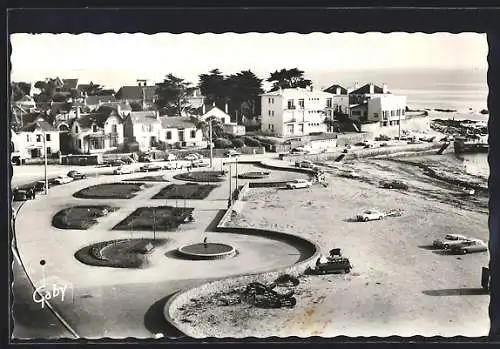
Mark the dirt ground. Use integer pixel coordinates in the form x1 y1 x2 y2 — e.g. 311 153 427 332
173 156 490 338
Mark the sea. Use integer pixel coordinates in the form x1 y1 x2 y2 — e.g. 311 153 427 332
312 68 490 179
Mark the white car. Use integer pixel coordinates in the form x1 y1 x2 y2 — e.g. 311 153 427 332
433 234 473 249
53 175 74 185
184 154 201 161
114 165 134 175
286 179 312 189
339 170 360 179
165 153 177 161
163 162 183 170
295 160 315 169
356 210 385 222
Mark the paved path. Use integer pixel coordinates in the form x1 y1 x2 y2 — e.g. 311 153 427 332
13 158 307 338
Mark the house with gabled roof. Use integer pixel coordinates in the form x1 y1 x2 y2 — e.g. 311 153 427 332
70 108 125 154
123 110 162 151
323 84 350 118
17 116 60 158
116 80 158 109
159 116 206 148
85 95 117 111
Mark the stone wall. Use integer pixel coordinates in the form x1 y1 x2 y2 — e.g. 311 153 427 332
361 115 430 138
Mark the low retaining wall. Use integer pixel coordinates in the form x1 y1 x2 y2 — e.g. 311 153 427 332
164 174 321 338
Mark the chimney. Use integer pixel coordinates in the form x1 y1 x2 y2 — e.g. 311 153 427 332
212 101 216 107
354 82 359 90
155 111 160 120
382 83 388 94
76 106 81 119
336 87 341 95
202 103 206 114
369 83 374 94
225 103 228 114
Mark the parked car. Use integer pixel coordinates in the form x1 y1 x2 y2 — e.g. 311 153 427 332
163 162 183 170
339 170 360 179
379 142 389 147
165 153 177 161
138 154 152 162
295 160 315 169
460 187 475 196
53 175 74 185
449 239 488 254
433 234 472 249
67 170 87 180
140 163 162 172
13 189 28 201
184 153 201 161
191 159 209 168
308 249 352 274
375 135 391 141
113 165 134 175
381 180 409 190
290 147 311 154
363 142 374 149
224 149 242 157
109 159 125 166
286 179 312 189
356 209 385 222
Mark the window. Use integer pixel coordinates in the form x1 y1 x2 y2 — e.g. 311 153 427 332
77 139 82 148
75 125 79 133
298 99 304 108
92 125 98 132
36 135 42 142
166 131 172 140
326 98 332 108
110 136 117 147
46 134 51 141
191 130 196 138
272 111 275 116
373 113 379 119
26 135 30 142
268 124 271 130
287 99 295 109
46 147 51 154
268 110 272 116
148 124 153 132
299 124 304 133
112 124 117 133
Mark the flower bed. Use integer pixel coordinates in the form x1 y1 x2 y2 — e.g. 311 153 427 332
73 183 147 199
173 171 226 183
112 206 194 232
52 205 117 230
74 238 168 268
152 183 217 200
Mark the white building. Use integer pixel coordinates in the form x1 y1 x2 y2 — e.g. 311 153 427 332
17 117 60 158
323 84 350 117
200 105 232 125
367 94 407 126
260 87 335 137
159 116 206 148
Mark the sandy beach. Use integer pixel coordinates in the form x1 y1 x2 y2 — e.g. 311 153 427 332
172 153 490 338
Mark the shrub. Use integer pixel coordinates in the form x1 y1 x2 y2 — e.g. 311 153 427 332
214 138 233 149
231 138 245 148
243 136 262 147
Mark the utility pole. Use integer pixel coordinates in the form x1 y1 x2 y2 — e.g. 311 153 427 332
398 110 401 141
152 208 156 241
228 162 232 205
43 132 48 195
235 156 239 191
209 120 213 168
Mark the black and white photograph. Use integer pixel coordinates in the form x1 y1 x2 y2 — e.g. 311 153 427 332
9 31 492 339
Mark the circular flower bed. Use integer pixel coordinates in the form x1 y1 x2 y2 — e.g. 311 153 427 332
173 171 226 183
237 171 271 179
74 238 168 268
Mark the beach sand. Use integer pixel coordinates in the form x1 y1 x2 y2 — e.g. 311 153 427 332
172 154 490 338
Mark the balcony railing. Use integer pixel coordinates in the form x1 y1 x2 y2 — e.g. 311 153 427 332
287 105 296 110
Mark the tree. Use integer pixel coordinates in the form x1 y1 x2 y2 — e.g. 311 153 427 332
81 81 104 96
156 73 195 115
226 70 263 123
266 68 312 91
11 82 31 101
198 69 228 108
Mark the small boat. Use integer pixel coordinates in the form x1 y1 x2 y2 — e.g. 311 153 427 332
454 136 488 154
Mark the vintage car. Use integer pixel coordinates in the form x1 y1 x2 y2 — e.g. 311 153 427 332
114 165 134 175
67 170 87 180
286 179 312 189
140 163 162 172
339 170 360 179
449 239 488 254
308 249 353 274
356 209 385 222
380 180 409 190
184 153 203 161
295 160 316 169
165 153 177 161
432 234 471 249
191 159 209 168
163 162 183 170
33 180 51 192
52 175 74 185
224 149 242 157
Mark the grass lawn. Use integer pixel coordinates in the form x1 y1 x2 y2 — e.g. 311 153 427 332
122 175 170 182
52 205 117 230
152 183 217 200
173 170 226 183
112 206 194 232
73 183 146 199
74 238 168 268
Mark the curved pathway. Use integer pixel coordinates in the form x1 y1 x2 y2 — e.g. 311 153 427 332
14 159 317 338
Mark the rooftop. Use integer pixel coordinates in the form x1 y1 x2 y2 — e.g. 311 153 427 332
350 83 389 95
160 116 197 129
260 87 334 98
323 84 348 95
116 85 157 101
20 119 57 132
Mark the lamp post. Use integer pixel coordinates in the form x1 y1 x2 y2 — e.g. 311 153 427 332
152 207 156 241
228 161 232 207
209 119 213 168
41 131 48 195
235 155 239 191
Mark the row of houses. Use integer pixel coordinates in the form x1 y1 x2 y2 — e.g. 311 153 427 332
260 82 409 137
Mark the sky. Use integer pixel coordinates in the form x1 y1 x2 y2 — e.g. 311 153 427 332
10 32 487 90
